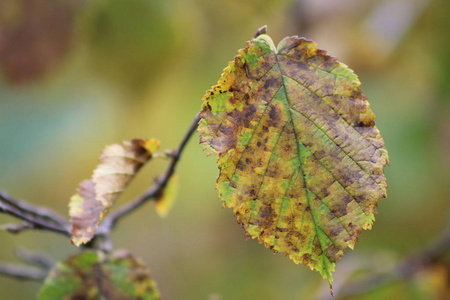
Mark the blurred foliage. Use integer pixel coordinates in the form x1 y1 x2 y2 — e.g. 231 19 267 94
0 0 80 84
39 250 160 299
0 0 449 299
342 263 450 300
79 0 177 96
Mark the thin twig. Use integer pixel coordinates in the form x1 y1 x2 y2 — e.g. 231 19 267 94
99 115 201 233
2 222 34 234
0 195 70 237
335 226 450 298
0 114 200 249
16 247 54 270
0 263 47 282
0 191 68 226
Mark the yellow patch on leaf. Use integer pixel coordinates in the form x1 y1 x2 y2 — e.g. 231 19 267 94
154 174 178 218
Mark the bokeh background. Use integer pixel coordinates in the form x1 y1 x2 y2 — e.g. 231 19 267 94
1 0 449 299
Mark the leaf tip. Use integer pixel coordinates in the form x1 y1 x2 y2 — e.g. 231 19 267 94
70 239 82 247
348 242 355 250
254 25 267 38
140 138 161 154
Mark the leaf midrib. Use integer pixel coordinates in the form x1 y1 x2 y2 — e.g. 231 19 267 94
273 50 373 231
273 52 333 276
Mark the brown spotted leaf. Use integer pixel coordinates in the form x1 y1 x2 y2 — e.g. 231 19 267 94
198 27 388 283
38 250 160 300
70 139 160 246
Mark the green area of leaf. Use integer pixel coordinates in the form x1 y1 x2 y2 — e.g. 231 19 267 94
198 28 388 283
70 139 160 246
38 250 160 300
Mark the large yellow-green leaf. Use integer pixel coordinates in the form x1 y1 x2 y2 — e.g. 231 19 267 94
38 250 160 300
198 27 388 284
70 139 160 246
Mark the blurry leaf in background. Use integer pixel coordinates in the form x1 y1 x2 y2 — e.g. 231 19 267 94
198 29 388 284
39 250 160 300
0 0 80 84
429 0 450 102
292 0 429 70
414 264 450 300
80 0 177 96
364 0 431 55
155 174 178 218
70 139 160 246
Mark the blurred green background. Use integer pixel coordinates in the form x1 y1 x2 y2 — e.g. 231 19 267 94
0 0 449 299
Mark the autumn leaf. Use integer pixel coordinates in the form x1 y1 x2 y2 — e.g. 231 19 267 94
92 139 160 210
198 26 388 284
154 174 178 218
38 250 160 300
69 180 103 246
70 139 160 246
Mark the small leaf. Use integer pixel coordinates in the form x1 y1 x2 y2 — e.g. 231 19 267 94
70 139 160 246
154 174 178 218
198 27 388 283
38 250 160 300
93 139 160 210
69 180 102 246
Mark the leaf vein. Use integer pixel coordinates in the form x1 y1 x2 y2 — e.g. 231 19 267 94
284 76 384 194
208 54 277 142
274 53 329 270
